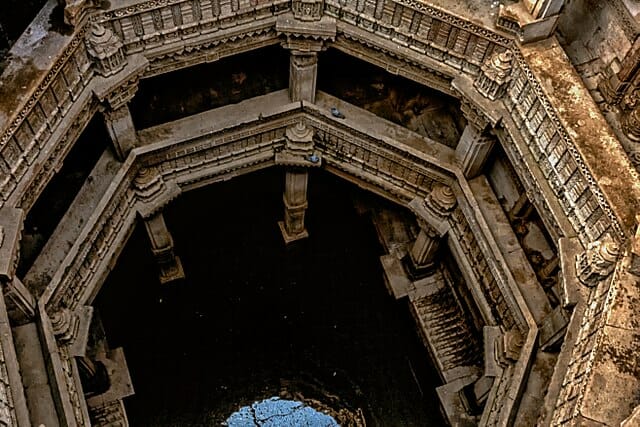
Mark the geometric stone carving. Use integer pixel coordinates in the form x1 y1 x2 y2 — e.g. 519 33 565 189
576 234 621 287
86 23 127 78
292 0 324 21
474 50 514 102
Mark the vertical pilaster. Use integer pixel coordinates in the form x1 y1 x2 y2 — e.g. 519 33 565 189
103 104 137 161
455 124 495 178
143 212 185 284
279 169 310 244
289 52 318 103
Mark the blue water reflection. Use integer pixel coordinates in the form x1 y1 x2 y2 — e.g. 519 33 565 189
225 397 339 426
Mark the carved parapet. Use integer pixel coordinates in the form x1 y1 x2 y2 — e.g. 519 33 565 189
474 50 513 102
292 0 324 21
134 167 181 219
86 23 127 78
576 234 621 287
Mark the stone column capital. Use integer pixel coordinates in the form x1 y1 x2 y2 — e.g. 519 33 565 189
134 167 181 219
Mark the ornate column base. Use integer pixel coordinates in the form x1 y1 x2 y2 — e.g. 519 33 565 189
278 220 309 245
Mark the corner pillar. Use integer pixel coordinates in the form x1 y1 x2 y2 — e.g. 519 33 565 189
103 104 137 161
289 52 318 103
143 212 185 284
133 167 184 284
279 169 310 244
455 124 496 179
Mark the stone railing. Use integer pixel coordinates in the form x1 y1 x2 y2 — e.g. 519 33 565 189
0 23 95 211
325 0 512 78
100 0 290 55
504 52 620 246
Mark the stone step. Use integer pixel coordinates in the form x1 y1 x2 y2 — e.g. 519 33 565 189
409 271 482 379
24 149 122 297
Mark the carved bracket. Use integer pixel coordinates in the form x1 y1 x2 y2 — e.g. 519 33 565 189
576 234 621 287
133 167 181 220
276 121 322 167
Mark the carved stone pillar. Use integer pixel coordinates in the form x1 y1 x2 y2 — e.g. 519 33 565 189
134 167 184 284
404 185 458 278
87 22 143 161
143 213 185 284
289 52 318 103
103 105 137 161
277 1 336 104
455 124 496 179
279 169 310 244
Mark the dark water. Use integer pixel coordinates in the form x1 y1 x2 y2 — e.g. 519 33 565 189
95 168 447 426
